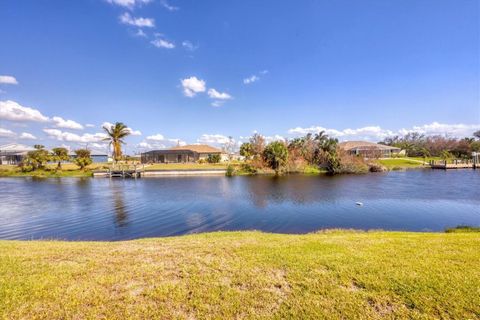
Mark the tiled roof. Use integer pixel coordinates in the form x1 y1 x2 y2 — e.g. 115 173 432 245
339 141 400 151
169 144 223 153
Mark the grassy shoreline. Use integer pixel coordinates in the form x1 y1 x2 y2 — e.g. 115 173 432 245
1 230 478 319
0 159 431 178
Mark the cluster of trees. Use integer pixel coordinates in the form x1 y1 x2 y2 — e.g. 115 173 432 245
380 131 480 159
20 145 92 172
239 132 354 175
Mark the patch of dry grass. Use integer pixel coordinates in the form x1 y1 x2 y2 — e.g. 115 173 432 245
0 231 479 319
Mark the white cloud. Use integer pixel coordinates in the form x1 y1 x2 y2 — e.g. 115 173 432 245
288 122 480 141
265 135 286 143
52 116 84 130
197 134 231 145
0 75 18 85
151 38 175 49
182 41 198 51
398 122 480 137
160 0 179 11
146 134 165 141
19 132 36 140
211 100 225 107
119 12 155 28
106 0 151 9
135 29 147 37
243 75 259 84
127 128 142 136
243 70 268 85
43 129 107 143
139 134 186 150
0 100 49 122
207 88 232 100
181 77 206 97
0 127 15 137
85 124 95 128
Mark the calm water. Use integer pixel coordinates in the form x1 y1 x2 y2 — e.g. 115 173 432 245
0 170 479 240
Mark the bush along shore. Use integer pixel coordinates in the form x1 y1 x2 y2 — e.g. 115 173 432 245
0 229 478 319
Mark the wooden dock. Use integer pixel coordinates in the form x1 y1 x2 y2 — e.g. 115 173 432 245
107 164 145 178
429 160 477 170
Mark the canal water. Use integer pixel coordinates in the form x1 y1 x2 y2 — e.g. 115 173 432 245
0 170 479 240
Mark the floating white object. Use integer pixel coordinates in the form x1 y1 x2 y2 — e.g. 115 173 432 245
356 202 363 206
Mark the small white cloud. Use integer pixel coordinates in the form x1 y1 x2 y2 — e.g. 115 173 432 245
135 29 147 37
119 12 155 28
260 70 269 75
43 128 107 143
0 75 18 85
243 75 259 84
211 100 225 107
207 88 232 100
52 116 84 130
126 128 142 136
0 127 15 137
146 134 165 141
181 77 206 97
160 0 179 11
182 41 198 51
0 100 49 122
106 0 151 9
19 132 37 140
151 38 175 49
85 124 95 128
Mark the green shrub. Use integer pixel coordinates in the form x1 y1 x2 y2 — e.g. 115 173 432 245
226 164 235 177
263 141 289 175
74 149 92 170
207 154 221 163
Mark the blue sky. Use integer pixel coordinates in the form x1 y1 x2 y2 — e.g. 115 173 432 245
0 0 479 153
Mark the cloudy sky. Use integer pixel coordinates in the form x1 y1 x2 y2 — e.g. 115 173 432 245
0 0 479 153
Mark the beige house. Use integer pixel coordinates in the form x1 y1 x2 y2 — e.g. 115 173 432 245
141 145 223 163
339 141 401 158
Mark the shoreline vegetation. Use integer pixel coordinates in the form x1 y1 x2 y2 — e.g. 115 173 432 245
2 125 477 178
0 229 478 319
0 157 435 178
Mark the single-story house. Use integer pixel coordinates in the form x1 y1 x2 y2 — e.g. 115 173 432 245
68 150 109 163
339 141 401 158
0 143 36 165
141 145 223 163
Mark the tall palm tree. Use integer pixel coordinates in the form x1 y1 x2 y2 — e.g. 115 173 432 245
103 122 130 162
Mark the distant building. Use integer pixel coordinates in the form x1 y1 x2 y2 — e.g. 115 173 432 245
68 150 109 163
339 141 401 158
0 143 36 165
141 145 223 163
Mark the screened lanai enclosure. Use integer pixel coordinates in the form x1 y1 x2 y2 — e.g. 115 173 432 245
141 145 222 164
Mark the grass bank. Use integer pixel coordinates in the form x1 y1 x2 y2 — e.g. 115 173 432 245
1 230 478 319
376 158 427 170
0 164 108 178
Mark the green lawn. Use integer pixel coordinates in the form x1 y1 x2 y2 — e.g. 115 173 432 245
377 158 427 170
1 230 478 319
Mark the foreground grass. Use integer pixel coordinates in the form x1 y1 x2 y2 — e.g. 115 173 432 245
1 231 478 319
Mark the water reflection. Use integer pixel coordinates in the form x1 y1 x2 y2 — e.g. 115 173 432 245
111 183 129 228
0 170 479 240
